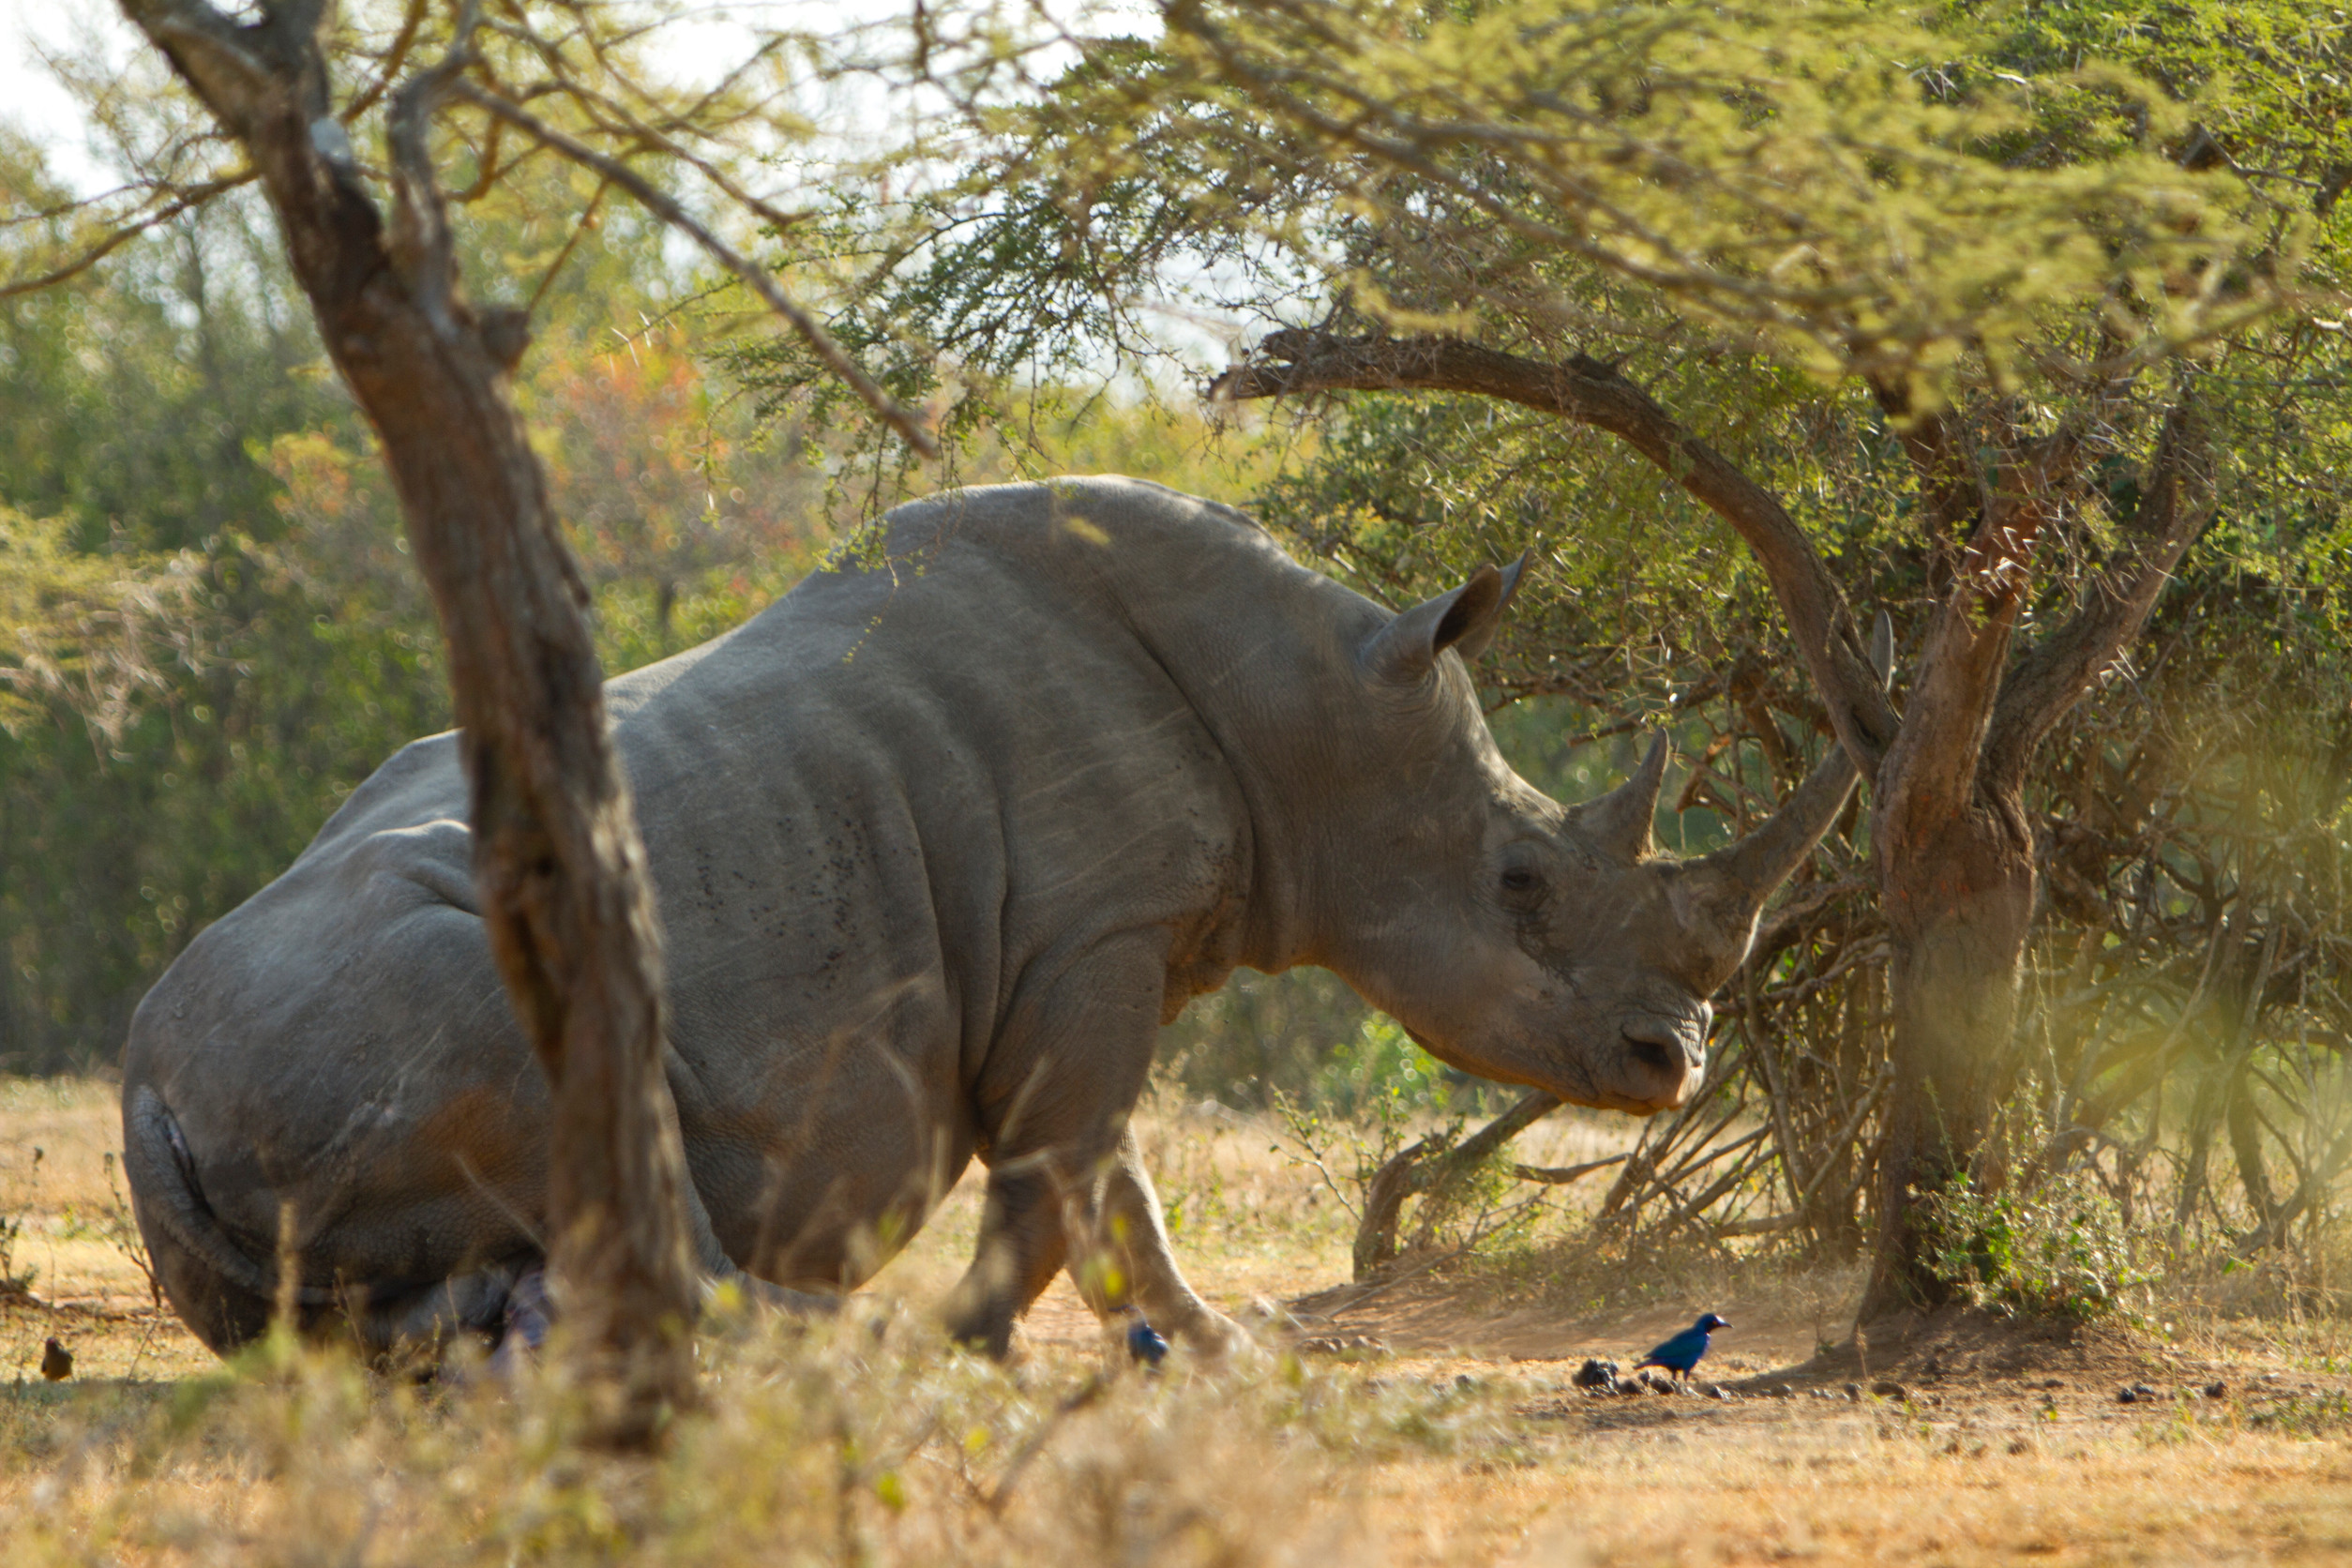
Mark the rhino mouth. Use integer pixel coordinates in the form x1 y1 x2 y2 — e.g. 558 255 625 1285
1401 1023 1641 1112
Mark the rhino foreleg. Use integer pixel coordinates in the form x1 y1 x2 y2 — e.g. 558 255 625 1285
946 933 1167 1356
945 934 1243 1359
1091 1132 1245 1356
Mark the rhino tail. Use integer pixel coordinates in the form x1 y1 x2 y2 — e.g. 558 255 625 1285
124 1083 283 1304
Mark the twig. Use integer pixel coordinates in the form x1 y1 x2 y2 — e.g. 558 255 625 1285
986 1374 1106 1515
451 81 938 457
0 173 256 300
1509 1153 1630 1184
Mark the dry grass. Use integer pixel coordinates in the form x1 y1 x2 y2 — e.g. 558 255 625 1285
7 1077 2352 1566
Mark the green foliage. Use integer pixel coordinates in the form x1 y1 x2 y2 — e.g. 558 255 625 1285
2246 1389 2352 1440
0 129 837 1072
1923 1165 2151 1323
1308 1014 1455 1124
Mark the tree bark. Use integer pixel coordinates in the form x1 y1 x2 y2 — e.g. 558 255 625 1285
1857 395 2215 1319
119 0 699 1441
1860 799 2036 1315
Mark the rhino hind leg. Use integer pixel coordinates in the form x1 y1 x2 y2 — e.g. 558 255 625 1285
945 1132 1243 1360
127 1085 550 1364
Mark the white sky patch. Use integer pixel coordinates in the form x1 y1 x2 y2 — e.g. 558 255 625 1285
0 2 143 195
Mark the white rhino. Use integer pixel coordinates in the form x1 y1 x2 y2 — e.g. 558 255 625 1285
122 477 1854 1360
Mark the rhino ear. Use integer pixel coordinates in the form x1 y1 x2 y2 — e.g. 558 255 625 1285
1361 553 1528 684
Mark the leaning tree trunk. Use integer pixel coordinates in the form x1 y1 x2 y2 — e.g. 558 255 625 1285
119 3 701 1442
1861 793 2037 1318
325 253 701 1439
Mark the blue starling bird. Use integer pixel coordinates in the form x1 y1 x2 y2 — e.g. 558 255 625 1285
1124 1309 1169 1370
1633 1313 1728 1386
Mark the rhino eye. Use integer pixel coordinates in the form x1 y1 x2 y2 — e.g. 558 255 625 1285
1500 867 1541 895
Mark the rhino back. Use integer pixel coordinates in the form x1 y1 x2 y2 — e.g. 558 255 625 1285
126 478 1265 1289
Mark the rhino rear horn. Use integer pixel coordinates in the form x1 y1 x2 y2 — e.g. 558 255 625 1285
1577 731 1667 859
1361 553 1528 684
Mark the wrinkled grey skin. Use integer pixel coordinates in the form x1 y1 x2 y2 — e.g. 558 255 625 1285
122 477 1854 1361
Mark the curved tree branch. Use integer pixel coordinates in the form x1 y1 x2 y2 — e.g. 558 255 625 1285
1210 328 1898 776
0 173 255 300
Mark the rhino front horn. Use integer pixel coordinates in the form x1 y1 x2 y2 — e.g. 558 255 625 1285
1682 609 1896 923
1689 745 1856 921
1578 732 1667 859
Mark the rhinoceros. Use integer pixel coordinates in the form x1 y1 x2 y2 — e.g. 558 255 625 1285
122 476 1857 1361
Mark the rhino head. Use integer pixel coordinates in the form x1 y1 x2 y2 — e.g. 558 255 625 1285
1299 557 1875 1116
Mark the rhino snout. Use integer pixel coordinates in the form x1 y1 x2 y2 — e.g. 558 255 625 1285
1619 1009 1709 1108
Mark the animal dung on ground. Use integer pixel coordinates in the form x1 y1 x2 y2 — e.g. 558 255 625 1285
1572 1358 1620 1393
1298 1331 1390 1358
2203 1380 2227 1399
40 1337 72 1381
2117 1383 2160 1404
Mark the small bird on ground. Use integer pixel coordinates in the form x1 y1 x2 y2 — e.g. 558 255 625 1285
1633 1313 1728 1386
40 1336 73 1381
1123 1309 1169 1370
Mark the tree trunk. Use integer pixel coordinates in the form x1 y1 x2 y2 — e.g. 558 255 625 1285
116 2 701 1444
328 279 700 1442
1860 790 2036 1319
305 184 697 1448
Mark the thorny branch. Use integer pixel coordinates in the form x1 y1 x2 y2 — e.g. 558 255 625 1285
1211 328 1899 778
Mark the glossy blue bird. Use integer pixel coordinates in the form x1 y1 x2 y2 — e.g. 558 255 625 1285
1124 1311 1169 1370
1634 1313 1728 1384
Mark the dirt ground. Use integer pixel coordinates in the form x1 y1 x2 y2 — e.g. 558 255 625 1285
7 1075 2352 1565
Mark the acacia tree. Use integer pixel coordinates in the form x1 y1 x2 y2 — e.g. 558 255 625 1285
8 0 933 1440
778 0 2345 1310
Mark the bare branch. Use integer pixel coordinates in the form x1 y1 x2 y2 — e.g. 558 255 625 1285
452 79 937 459
0 173 255 300
384 0 483 330
1211 328 1896 773
116 0 274 130
535 75 814 242
1983 396 2217 792
340 0 429 126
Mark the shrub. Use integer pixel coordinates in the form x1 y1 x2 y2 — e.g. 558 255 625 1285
1922 1168 2150 1323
